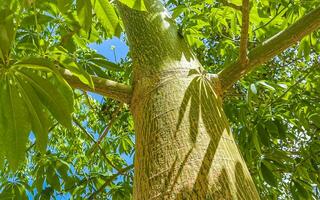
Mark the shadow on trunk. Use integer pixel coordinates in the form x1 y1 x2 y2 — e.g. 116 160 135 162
161 71 259 199
172 161 259 199
168 71 229 198
175 69 226 143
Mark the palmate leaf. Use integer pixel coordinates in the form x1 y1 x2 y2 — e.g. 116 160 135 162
76 0 93 32
13 57 58 72
0 58 74 169
91 0 122 37
0 182 28 200
0 8 15 63
16 78 49 153
13 57 74 127
17 69 73 128
0 74 31 169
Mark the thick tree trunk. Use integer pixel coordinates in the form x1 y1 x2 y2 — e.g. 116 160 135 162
117 1 260 199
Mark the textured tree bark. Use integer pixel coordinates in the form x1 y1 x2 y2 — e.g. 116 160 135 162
117 0 260 199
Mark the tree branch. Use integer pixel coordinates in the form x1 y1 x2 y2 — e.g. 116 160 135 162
61 69 132 104
88 164 134 199
64 164 133 193
269 67 314 106
87 103 123 154
73 117 124 173
218 6 320 91
239 0 249 65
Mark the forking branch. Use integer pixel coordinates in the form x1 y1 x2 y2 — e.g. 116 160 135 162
218 6 320 92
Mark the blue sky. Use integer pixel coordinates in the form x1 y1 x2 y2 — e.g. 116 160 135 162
87 37 133 197
88 37 129 102
89 37 129 62
88 37 133 162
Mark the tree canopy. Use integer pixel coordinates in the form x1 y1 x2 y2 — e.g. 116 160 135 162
0 0 319 199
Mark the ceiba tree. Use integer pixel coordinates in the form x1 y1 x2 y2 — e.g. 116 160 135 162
0 0 319 199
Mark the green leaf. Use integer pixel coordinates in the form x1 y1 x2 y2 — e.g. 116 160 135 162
0 184 15 199
16 77 49 153
21 13 54 26
52 52 94 88
13 57 57 72
0 60 75 168
172 5 186 19
266 120 279 137
57 0 72 13
309 114 320 128
257 124 270 146
1 74 31 169
64 176 77 191
46 165 61 191
0 9 15 63
35 165 45 192
298 36 311 61
274 119 287 139
0 149 4 170
17 69 73 128
0 77 6 168
252 132 261 154
257 81 275 91
76 0 93 32
91 0 122 37
14 183 28 200
230 0 241 6
11 57 74 151
292 180 311 199
261 161 277 186
55 159 70 181
118 0 147 11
